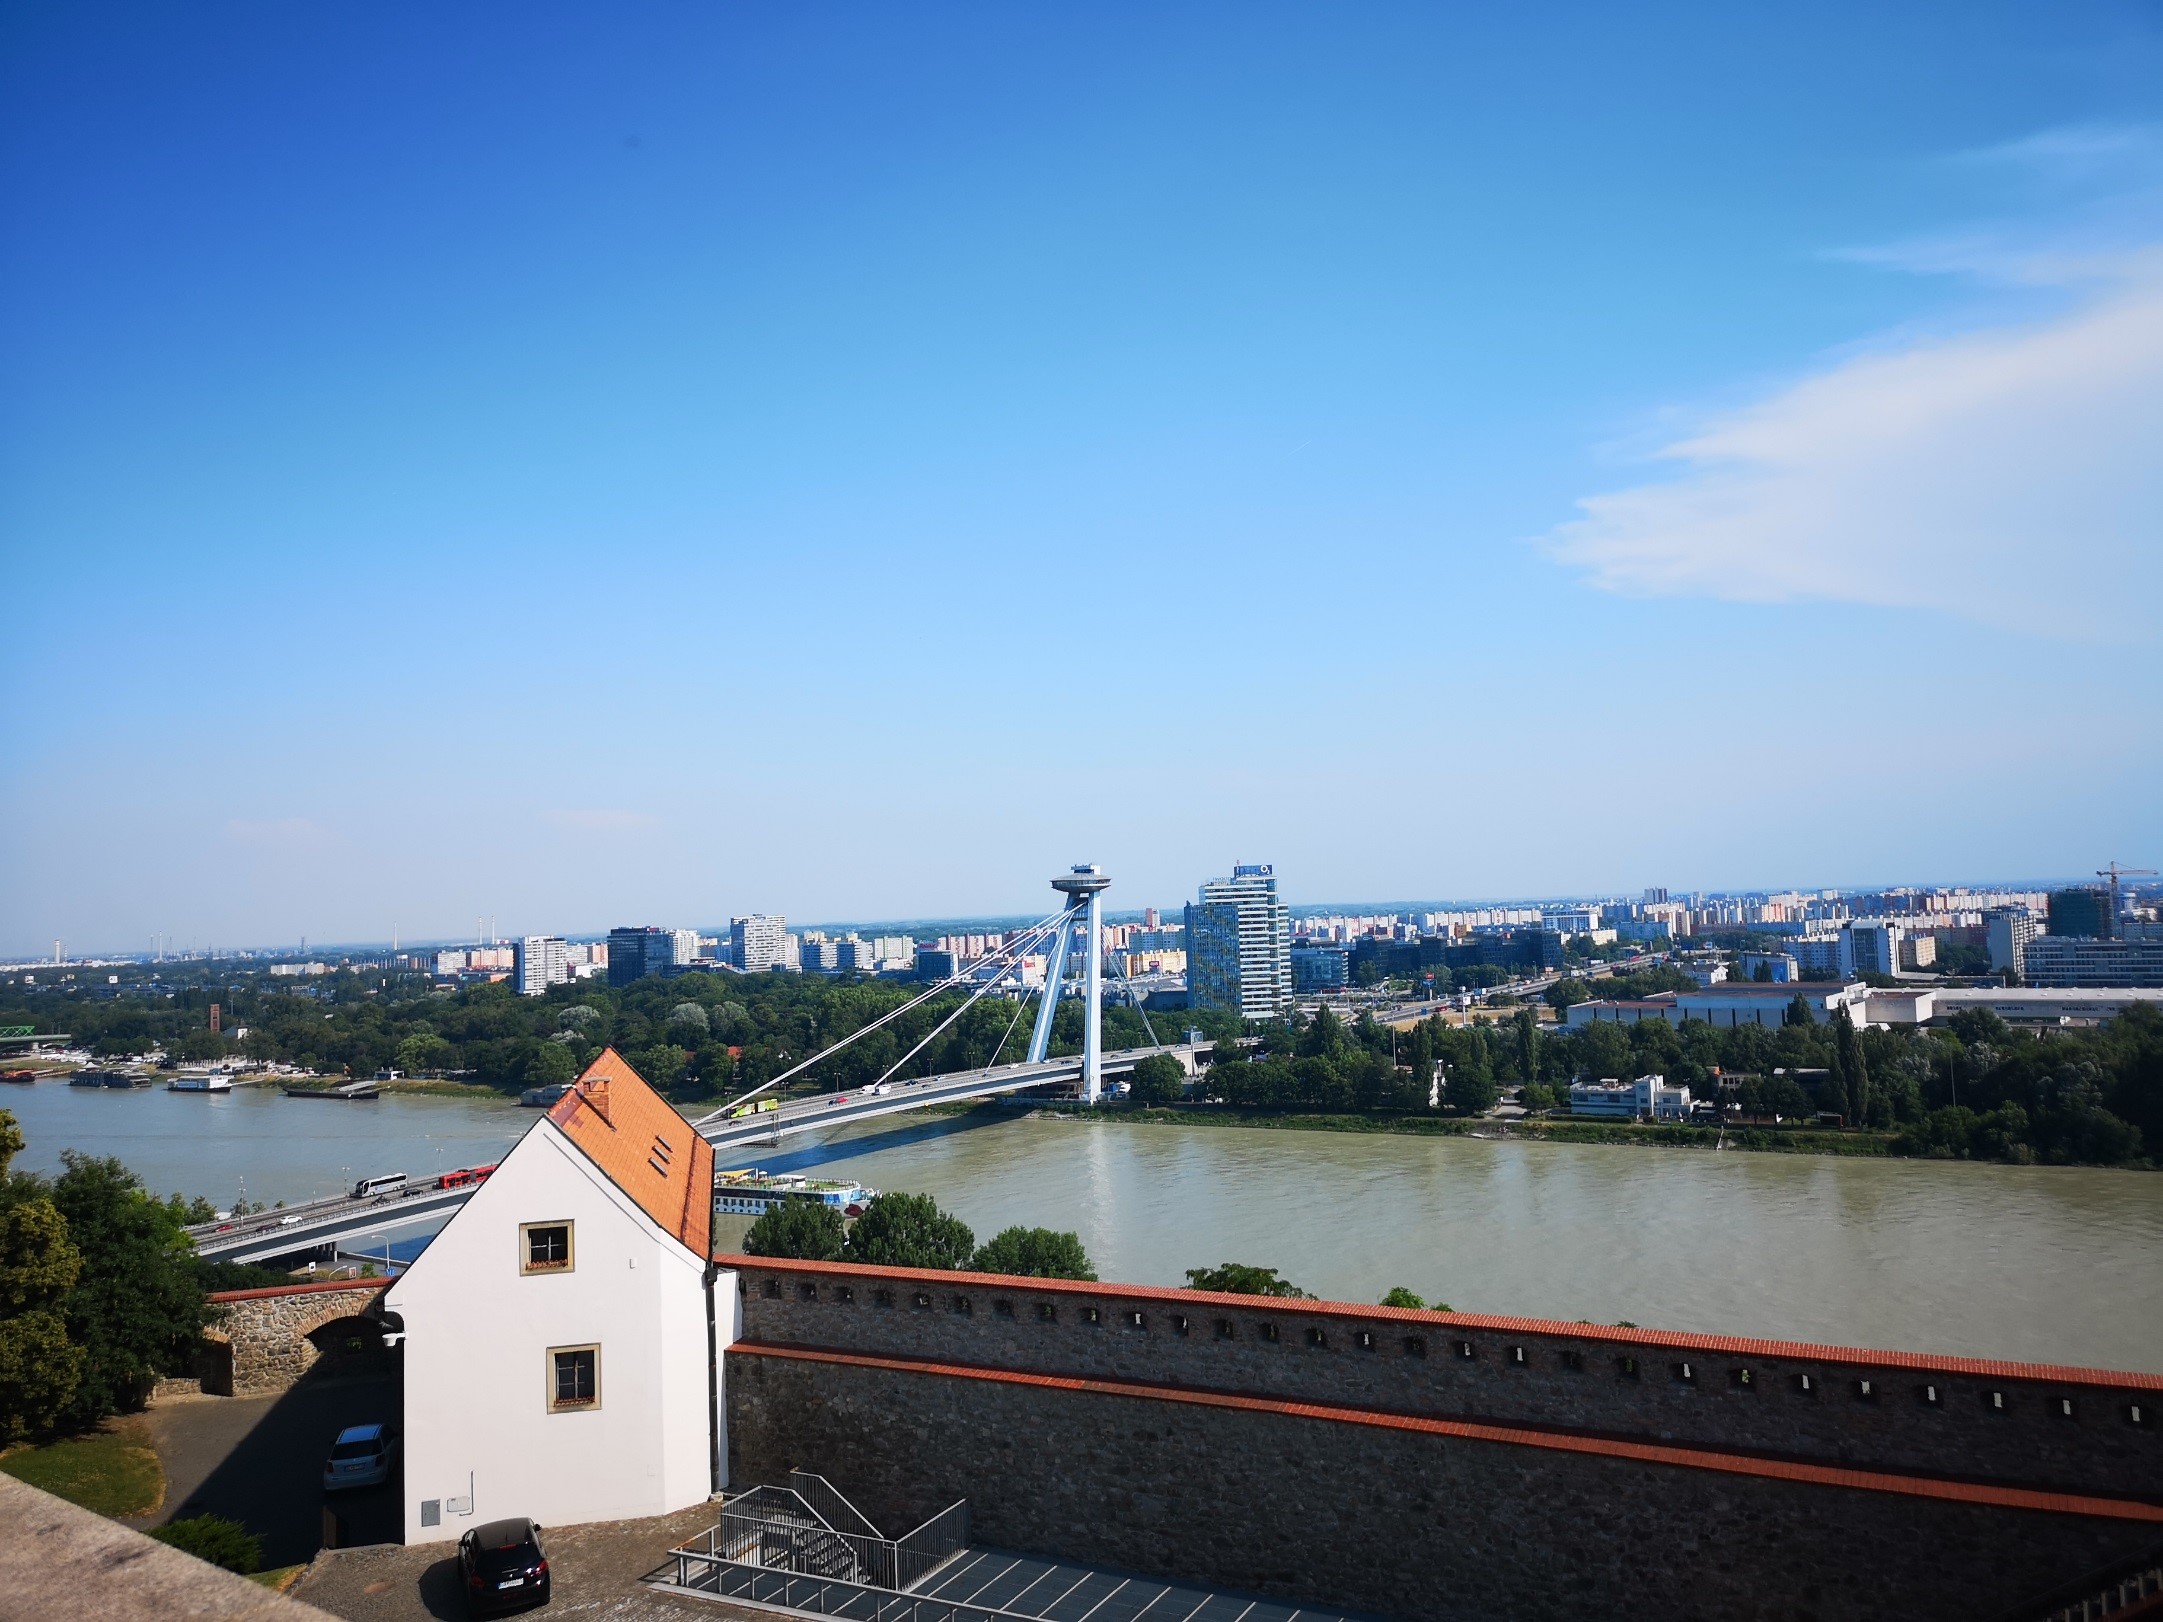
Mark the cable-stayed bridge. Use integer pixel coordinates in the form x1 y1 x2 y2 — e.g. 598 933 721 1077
188 864 1189 1265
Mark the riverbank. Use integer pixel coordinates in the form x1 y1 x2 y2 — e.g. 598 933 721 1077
1016 1102 1897 1159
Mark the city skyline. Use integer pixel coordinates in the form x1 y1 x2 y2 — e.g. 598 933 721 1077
4 5 2160 955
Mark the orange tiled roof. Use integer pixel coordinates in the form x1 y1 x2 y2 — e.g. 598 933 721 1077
548 1048 712 1258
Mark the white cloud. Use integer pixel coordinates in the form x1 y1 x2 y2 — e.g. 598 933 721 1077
1541 261 2163 638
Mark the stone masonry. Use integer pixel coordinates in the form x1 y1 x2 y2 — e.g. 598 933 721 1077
161 1281 392 1397
722 1257 2163 1622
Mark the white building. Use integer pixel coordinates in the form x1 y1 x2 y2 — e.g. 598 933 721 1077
1568 1074 1692 1120
1987 911 2038 977
1566 981 1871 1029
384 1049 734 1542
1186 864 1293 1020
730 915 789 972
514 936 570 997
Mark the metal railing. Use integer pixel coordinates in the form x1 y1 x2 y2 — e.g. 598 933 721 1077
654 1551 1033 1622
663 1479 972 1605
791 1471 883 1542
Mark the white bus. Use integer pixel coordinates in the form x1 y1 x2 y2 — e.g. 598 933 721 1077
352 1172 409 1199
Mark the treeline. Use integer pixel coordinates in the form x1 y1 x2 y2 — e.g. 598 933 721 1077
1195 1002 2163 1168
0 1110 258 1442
2 969 1242 1104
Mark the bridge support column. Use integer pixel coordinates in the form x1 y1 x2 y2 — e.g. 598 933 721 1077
1049 865 1112 1104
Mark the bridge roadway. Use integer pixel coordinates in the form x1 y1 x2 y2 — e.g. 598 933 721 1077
185 1042 1205 1264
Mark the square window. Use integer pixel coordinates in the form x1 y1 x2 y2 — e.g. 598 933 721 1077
875 1288 894 1308
521 1222 574 1276
1306 1326 1327 1348
548 1345 599 1412
994 1299 1014 1319
1403 1336 1427 1358
1036 1301 1056 1322
1214 1319 1235 1340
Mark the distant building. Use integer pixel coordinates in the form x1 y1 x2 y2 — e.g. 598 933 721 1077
916 947 961 982
729 915 790 973
1740 953 1798 982
1790 936 1842 978
606 927 676 987
1292 945 1349 991
1987 911 2038 978
2048 887 2112 940
1568 1073 1692 1121
514 936 570 997
1186 864 1293 1020
799 936 839 973
1567 981 1870 1029
2021 936 2163 989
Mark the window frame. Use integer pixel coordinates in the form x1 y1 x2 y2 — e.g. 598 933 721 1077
520 1220 576 1276
547 1343 601 1413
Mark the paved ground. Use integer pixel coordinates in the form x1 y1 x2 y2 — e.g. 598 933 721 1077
127 1374 404 1566
291 1503 767 1622
920 1551 1366 1622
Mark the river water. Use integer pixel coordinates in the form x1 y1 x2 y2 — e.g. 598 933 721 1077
7 1080 2159 1372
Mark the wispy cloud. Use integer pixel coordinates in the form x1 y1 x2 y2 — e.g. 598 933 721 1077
1543 128 2163 639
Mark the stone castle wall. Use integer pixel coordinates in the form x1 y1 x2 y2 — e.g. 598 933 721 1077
159 1281 392 1397
722 1257 2163 1622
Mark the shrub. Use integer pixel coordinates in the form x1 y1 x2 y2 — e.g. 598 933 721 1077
152 1514 262 1574
1182 1263 1312 1298
973 1227 1095 1280
743 1199 845 1261
845 1193 974 1270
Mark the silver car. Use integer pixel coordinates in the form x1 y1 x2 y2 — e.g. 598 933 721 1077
322 1423 397 1491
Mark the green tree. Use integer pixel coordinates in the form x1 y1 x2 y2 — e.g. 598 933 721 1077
1832 1010 1869 1125
47 1153 209 1425
1782 993 1814 1029
1182 1262 1313 1298
1379 1286 1430 1309
846 1192 975 1270
1514 1007 1539 1085
973 1227 1096 1280
394 1032 453 1076
0 1110 85 1440
523 1042 577 1089
1127 1054 1186 1105
151 1514 262 1574
1543 978 1592 1013
743 1199 846 1261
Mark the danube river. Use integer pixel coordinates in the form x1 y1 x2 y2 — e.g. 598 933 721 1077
8 1080 2160 1371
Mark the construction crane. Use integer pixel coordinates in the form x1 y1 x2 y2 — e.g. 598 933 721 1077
2097 862 2157 938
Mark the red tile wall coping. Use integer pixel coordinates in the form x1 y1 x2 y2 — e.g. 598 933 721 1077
734 1340 2163 1525
207 1279 392 1304
719 1254 2163 1392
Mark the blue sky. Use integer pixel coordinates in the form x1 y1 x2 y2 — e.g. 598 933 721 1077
3 3 2159 954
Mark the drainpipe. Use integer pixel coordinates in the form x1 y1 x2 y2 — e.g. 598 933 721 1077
703 1259 722 1496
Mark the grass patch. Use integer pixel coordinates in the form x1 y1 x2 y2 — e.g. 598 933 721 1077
0 1428 164 1517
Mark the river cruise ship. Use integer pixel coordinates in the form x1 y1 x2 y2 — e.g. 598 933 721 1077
714 1168 874 1218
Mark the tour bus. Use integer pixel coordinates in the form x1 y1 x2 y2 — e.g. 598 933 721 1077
351 1172 410 1200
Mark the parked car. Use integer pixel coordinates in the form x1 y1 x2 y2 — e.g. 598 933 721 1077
459 1517 550 1615
321 1423 397 1491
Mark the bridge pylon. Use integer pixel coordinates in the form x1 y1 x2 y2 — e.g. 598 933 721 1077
1030 864 1111 1102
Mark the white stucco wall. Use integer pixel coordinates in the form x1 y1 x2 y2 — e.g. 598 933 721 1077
385 1118 736 1543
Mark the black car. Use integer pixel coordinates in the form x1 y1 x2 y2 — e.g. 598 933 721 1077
457 1517 550 1616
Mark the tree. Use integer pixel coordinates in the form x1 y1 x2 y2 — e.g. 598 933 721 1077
1182 1263 1313 1298
1544 978 1592 1014
1783 994 1814 1029
0 1110 85 1441
973 1227 1096 1280
1127 1055 1186 1105
667 1003 711 1038
846 1192 975 1270
524 1042 576 1089
47 1153 209 1424
743 1199 846 1261
1832 1010 1870 1125
1514 1007 1539 1085
1379 1286 1427 1309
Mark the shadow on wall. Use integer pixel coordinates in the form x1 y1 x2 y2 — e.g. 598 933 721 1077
158 1346 404 1568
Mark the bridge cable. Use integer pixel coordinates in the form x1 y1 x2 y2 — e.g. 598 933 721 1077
692 906 1072 1128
